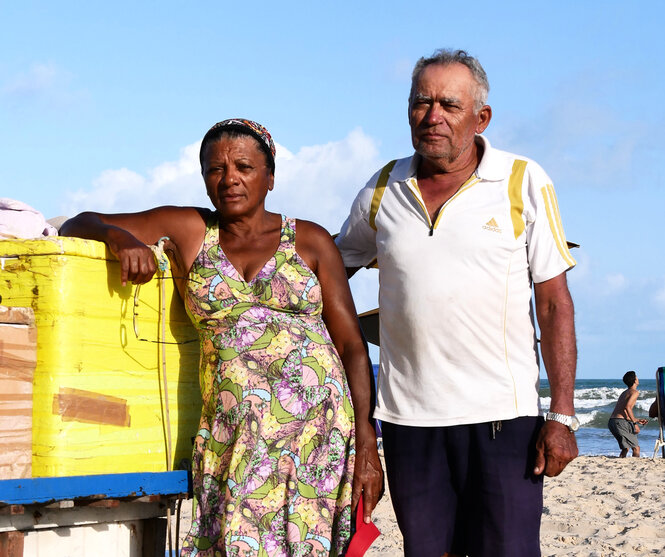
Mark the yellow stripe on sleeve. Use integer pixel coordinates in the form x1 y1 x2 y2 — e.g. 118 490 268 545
369 160 397 231
508 160 527 239
541 185 576 267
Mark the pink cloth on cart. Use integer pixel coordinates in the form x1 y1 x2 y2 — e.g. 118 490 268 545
0 198 58 239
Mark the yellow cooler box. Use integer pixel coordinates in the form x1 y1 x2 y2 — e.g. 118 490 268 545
0 237 202 477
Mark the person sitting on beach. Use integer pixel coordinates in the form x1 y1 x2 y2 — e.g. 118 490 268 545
608 371 648 457
61 118 384 556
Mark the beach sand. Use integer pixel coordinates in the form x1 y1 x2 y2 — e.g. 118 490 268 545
540 455 665 556
170 455 665 556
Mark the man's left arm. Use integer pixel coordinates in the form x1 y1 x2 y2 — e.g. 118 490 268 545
533 272 579 476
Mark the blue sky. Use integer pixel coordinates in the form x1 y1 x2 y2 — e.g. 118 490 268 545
1 1 663 379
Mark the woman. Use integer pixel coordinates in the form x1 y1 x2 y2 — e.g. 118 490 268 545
61 119 383 556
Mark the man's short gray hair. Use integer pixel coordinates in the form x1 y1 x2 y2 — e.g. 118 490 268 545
410 49 490 112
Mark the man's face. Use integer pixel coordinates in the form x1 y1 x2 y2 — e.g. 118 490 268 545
409 63 490 165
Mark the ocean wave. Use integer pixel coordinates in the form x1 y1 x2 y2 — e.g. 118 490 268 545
635 398 657 412
540 395 619 411
577 410 599 426
574 398 617 410
576 410 656 429
574 386 624 403
575 386 622 397
539 386 657 413
539 406 656 430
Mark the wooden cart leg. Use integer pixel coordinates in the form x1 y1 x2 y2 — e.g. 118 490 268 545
0 531 24 557
142 516 167 557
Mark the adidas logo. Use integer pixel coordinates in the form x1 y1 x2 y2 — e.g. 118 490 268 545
482 218 502 233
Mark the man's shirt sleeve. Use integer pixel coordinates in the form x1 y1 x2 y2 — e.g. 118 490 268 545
335 183 378 268
524 162 576 283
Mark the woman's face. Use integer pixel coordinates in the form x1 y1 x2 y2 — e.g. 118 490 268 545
201 135 274 218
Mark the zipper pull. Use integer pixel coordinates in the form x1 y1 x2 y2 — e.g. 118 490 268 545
429 224 434 236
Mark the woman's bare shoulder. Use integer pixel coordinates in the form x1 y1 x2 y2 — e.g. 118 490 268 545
294 219 335 245
294 219 341 275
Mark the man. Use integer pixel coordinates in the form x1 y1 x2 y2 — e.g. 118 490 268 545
608 371 648 457
336 49 579 557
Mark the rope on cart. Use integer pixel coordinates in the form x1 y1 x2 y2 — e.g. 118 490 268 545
127 237 186 554
151 237 176 555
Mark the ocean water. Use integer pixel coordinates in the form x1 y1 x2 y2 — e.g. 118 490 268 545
371 366 663 457
540 378 662 456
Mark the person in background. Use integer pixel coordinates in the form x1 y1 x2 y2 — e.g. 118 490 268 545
335 48 578 557
61 119 383 556
608 370 648 457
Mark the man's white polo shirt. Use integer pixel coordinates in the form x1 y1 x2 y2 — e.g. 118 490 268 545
336 135 576 427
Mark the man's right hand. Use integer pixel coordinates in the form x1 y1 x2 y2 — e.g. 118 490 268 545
533 420 578 477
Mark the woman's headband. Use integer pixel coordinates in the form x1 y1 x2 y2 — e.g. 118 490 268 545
205 118 276 162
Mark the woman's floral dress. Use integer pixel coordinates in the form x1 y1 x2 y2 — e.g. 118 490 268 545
180 213 356 557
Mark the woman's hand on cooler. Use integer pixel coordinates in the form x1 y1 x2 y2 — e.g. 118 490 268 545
106 226 157 286
60 210 160 286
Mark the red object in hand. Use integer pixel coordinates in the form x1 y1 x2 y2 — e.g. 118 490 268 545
346 498 381 556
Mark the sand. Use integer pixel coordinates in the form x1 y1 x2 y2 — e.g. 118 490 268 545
170 455 665 556
540 456 665 556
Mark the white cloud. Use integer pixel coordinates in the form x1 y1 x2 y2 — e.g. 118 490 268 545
388 57 414 82
1 62 85 108
569 265 629 302
603 273 628 295
2 63 59 96
635 319 665 333
62 141 206 215
490 70 660 191
148 142 201 186
270 128 381 232
566 250 590 286
655 283 665 310
63 128 383 233
66 168 146 214
493 105 653 191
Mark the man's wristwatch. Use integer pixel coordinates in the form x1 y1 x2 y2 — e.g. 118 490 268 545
545 412 580 432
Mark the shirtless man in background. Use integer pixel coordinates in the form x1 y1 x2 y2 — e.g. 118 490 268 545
608 371 648 457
